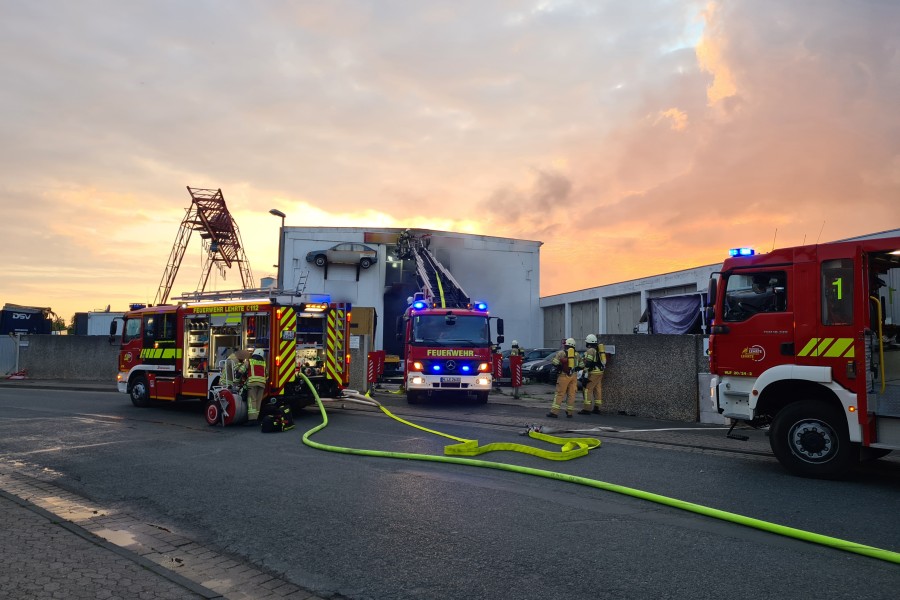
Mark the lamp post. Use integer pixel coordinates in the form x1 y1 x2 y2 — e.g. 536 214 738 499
269 209 286 290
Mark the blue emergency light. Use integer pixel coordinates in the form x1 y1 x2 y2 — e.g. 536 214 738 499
473 301 488 311
431 364 442 373
729 247 756 257
461 364 471 373
412 300 428 310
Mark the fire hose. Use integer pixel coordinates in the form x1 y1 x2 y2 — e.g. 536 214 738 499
298 375 900 565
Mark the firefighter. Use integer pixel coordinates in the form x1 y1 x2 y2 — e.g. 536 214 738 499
509 340 523 357
245 348 268 423
222 349 249 391
396 228 413 259
546 338 582 418
578 334 607 415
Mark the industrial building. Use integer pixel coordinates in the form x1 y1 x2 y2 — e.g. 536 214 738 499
278 227 543 354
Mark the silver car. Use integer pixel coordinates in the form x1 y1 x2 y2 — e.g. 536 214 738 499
306 243 378 269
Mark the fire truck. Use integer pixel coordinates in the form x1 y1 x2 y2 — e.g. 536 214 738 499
113 289 351 416
397 234 504 404
708 235 900 477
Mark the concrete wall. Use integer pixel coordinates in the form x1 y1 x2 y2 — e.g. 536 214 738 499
597 334 707 422
17 333 717 423
18 335 120 381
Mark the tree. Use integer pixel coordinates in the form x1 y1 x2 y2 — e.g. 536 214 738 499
51 316 67 334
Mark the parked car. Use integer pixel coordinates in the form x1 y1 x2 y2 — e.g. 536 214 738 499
501 347 556 379
521 348 591 386
306 243 378 269
522 357 555 383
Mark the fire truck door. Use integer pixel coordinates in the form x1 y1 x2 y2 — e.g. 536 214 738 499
812 258 859 394
717 269 793 378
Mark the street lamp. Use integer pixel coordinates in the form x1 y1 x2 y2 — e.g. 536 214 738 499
269 209 286 289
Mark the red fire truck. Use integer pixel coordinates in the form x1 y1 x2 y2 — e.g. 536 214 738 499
708 235 900 477
113 289 351 416
397 235 504 404
401 295 502 404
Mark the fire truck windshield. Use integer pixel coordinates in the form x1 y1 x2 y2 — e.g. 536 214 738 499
413 314 490 346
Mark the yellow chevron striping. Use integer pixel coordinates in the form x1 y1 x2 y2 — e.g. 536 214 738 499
814 338 835 356
823 338 853 358
798 338 819 357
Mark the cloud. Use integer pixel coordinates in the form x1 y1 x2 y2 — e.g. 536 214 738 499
0 0 898 318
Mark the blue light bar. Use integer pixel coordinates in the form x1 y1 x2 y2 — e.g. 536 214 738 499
729 247 756 257
473 301 488 311
412 300 428 310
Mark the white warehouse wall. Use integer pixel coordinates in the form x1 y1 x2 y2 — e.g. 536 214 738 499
541 263 720 336
279 227 543 351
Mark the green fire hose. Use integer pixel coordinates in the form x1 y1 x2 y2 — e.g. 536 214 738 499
298 377 900 565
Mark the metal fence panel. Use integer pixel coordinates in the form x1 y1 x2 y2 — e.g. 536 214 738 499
0 336 18 375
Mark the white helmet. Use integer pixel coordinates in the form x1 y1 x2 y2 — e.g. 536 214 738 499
565 337 576 347
251 348 265 359
512 340 519 347
585 334 598 344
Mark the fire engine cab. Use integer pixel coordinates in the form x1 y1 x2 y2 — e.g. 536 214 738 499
112 289 351 413
708 236 900 477
402 295 500 404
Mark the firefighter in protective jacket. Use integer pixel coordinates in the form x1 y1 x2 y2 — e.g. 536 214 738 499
245 348 268 422
222 348 250 391
547 338 582 418
579 334 607 414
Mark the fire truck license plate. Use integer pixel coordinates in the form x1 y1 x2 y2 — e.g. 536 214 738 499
440 376 461 383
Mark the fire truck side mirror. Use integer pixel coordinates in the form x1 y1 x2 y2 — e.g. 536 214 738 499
108 319 119 345
707 277 718 306
496 318 504 336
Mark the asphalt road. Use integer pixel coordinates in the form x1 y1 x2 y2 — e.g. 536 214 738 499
1 387 899 600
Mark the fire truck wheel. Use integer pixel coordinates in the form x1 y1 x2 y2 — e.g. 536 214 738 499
769 400 857 478
205 399 222 426
130 375 150 407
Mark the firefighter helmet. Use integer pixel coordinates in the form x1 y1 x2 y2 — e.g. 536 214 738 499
512 340 519 347
585 334 598 344
565 337 576 347
251 348 265 359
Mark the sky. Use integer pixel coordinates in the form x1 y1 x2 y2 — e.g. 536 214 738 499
2 0 899 321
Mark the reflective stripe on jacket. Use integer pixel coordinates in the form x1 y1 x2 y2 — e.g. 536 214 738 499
246 357 267 386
